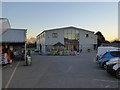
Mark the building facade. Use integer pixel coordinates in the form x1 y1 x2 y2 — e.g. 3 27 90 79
36 26 97 54
0 18 11 33
0 18 27 59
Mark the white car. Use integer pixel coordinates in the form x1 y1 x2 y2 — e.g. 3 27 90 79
106 57 120 79
34 49 39 52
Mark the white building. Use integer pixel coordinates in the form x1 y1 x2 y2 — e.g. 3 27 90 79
0 18 27 57
0 18 11 33
36 26 97 54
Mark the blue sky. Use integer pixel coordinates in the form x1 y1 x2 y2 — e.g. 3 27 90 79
2 2 118 41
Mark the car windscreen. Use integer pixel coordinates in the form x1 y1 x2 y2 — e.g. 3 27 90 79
110 52 120 57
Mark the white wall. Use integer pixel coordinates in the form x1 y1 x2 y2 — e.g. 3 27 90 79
36 38 39 50
0 18 11 33
37 29 64 53
36 32 46 53
45 30 64 45
79 30 97 51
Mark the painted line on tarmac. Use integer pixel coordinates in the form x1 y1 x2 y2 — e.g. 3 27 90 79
66 66 72 73
94 79 120 83
4 61 20 90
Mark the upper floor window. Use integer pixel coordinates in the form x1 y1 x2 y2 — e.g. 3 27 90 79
43 34 44 38
52 33 58 38
85 34 89 38
41 35 42 38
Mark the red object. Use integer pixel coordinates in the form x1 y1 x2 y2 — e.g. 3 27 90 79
70 52 75 55
8 59 12 64
10 59 12 64
100 57 106 59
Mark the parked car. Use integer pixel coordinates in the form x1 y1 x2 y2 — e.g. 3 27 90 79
96 46 118 61
98 50 120 69
106 57 120 79
2 54 8 65
34 49 39 52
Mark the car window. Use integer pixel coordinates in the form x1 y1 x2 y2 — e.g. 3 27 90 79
103 52 108 56
110 52 120 57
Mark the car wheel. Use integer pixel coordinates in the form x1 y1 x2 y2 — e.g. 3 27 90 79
103 62 107 70
116 68 120 79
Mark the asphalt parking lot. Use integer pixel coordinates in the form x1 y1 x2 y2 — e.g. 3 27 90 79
2 52 120 88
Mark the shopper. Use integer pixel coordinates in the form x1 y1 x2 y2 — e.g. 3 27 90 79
6 49 12 64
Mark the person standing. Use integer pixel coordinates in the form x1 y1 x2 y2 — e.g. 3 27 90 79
6 49 12 64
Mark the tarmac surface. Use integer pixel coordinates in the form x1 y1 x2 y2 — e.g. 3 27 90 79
2 52 120 88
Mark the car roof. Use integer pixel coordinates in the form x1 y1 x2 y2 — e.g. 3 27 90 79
106 50 120 53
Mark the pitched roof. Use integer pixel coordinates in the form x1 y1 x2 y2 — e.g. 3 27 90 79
0 29 27 43
37 26 95 37
53 42 64 46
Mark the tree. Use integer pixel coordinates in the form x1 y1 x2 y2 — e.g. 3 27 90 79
27 37 36 44
110 38 120 43
104 40 110 43
95 31 106 47
26 37 36 48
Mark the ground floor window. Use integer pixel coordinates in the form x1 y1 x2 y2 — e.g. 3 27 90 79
64 41 79 51
46 45 64 52
64 29 79 51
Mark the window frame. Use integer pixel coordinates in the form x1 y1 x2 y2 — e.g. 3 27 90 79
52 33 58 38
85 34 89 38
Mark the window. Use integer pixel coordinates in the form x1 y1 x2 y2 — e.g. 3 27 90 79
64 29 79 51
103 52 108 56
52 33 58 38
85 34 89 38
43 34 44 38
110 52 120 57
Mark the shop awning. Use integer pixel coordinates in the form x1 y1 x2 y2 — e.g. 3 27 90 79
0 29 27 43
